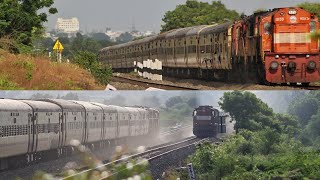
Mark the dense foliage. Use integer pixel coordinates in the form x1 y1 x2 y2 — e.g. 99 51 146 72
298 2 320 19
288 91 320 147
298 2 320 40
181 91 320 179
0 0 57 51
160 94 199 126
72 51 112 85
161 0 239 32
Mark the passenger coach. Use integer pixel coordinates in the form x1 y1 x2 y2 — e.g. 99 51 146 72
0 99 160 170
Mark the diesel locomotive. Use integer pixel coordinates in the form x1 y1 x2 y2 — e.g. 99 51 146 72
99 7 319 85
192 106 228 138
0 99 159 170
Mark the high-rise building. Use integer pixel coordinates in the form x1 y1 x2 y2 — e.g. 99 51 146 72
55 18 80 33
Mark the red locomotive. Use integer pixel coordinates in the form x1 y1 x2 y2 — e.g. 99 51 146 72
234 7 319 85
100 7 319 86
192 106 227 138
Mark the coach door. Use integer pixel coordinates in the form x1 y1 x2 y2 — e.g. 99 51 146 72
58 113 62 149
27 113 34 154
101 110 105 142
116 113 120 138
218 116 227 133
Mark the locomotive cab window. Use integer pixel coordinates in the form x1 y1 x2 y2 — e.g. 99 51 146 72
310 21 316 33
193 111 197 116
264 22 271 34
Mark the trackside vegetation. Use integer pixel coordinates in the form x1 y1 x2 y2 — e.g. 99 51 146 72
0 1 113 88
170 91 320 179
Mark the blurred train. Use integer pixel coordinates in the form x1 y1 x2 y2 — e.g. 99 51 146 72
99 7 319 85
0 99 159 170
193 106 228 138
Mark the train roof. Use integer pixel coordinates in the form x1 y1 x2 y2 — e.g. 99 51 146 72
21 100 61 112
71 100 102 112
175 27 195 38
199 22 232 35
166 28 182 39
125 107 147 113
156 29 177 40
40 99 84 112
0 99 32 112
186 25 208 37
146 107 159 113
90 102 119 113
108 105 129 113
139 35 157 44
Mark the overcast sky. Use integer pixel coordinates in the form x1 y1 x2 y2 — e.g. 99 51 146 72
45 0 318 33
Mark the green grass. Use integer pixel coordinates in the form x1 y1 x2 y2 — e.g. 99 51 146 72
0 76 23 90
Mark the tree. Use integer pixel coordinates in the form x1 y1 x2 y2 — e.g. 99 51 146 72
187 97 199 108
141 95 161 108
0 0 58 48
59 92 79 100
117 32 133 43
254 8 267 14
104 95 127 106
298 2 320 19
72 51 112 85
70 33 102 54
219 91 273 133
288 96 318 127
165 96 184 108
161 0 239 32
91 33 110 41
30 93 53 99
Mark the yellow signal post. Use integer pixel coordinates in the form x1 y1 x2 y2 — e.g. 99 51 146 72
53 40 64 63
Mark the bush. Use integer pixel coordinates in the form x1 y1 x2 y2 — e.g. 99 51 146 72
72 51 112 85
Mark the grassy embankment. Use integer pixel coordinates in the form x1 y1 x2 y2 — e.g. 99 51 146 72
0 50 104 90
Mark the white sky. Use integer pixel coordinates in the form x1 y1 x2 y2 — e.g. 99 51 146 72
45 0 318 32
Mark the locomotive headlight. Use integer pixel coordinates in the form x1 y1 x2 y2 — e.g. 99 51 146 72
275 55 280 59
308 61 316 70
288 61 297 72
270 61 279 70
288 9 297 15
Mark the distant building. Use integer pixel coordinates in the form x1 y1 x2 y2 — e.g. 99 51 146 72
143 30 156 37
55 17 80 34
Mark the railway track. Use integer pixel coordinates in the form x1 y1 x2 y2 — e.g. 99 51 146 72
112 74 320 90
112 75 200 90
302 85 320 90
160 125 193 136
61 136 206 179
